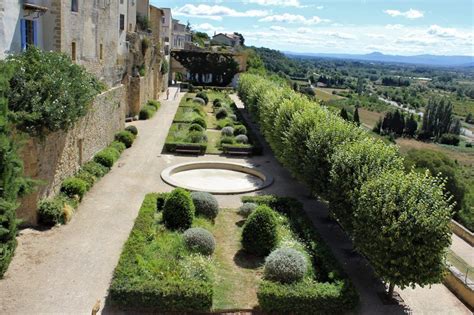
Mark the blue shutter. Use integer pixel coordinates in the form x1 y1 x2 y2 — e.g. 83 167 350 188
33 20 38 47
20 19 26 51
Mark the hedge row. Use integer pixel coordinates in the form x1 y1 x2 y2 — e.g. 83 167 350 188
238 74 453 293
242 195 358 314
109 193 213 311
37 129 136 226
139 100 161 120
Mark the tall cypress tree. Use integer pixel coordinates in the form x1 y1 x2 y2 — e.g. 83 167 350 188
353 107 360 126
340 108 349 121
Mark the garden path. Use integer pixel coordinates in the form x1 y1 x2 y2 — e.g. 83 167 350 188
0 90 470 314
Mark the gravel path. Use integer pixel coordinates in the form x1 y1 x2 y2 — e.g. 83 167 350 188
0 91 469 314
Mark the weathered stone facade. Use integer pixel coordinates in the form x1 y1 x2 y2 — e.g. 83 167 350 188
18 85 126 225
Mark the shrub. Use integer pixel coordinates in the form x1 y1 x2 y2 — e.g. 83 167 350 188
220 136 234 145
466 142 473 148
109 140 126 153
187 131 207 143
241 205 278 256
238 202 257 217
191 192 219 220
82 161 109 178
216 108 228 120
139 105 156 120
163 188 195 230
193 97 206 105
213 98 222 106
184 228 216 256
196 92 209 104
147 100 161 110
264 248 307 284
234 125 247 136
192 117 207 129
60 177 88 200
75 170 96 190
439 133 460 146
156 193 169 212
37 196 71 226
115 130 135 148
228 114 237 121
94 147 120 168
189 123 204 132
221 126 234 137
235 135 248 144
217 118 234 129
125 125 138 136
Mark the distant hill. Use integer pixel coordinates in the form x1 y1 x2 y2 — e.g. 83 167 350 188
284 51 474 67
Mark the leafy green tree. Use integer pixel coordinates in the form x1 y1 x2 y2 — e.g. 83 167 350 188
354 170 453 297
0 62 31 277
421 98 460 139
353 107 360 126
404 114 418 137
7 47 104 136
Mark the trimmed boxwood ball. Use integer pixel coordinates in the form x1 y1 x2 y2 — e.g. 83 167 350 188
125 125 138 136
234 125 247 136
216 108 228 120
82 161 109 178
193 97 206 105
213 101 222 108
139 106 156 120
264 247 307 284
94 147 120 168
189 123 204 132
220 136 234 145
241 205 278 256
60 177 88 200
221 126 234 137
38 197 65 226
235 135 249 144
213 98 222 106
196 92 209 104
191 192 219 219
110 140 126 153
187 131 207 143
184 227 216 256
238 202 257 217
163 188 195 230
75 170 96 190
228 114 237 121
147 100 160 110
192 117 207 129
115 130 135 148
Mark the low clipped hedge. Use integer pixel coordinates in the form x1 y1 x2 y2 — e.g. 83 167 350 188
109 194 213 311
60 177 88 200
164 142 207 154
139 105 157 120
115 130 135 148
242 195 359 314
229 102 263 155
94 147 120 168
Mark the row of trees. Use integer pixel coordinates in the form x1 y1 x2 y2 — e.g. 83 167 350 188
421 98 461 139
381 76 410 87
373 110 418 137
238 74 453 297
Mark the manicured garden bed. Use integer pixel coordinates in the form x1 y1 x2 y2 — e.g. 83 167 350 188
164 90 262 155
109 192 358 313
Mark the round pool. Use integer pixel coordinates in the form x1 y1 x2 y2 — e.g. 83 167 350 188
161 161 273 194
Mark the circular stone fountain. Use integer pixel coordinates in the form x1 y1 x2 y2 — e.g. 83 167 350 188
161 161 273 194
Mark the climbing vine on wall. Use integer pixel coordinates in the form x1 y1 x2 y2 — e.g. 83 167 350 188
171 51 239 86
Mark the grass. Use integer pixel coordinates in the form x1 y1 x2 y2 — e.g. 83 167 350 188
210 209 261 310
314 88 346 102
359 108 384 129
206 130 222 154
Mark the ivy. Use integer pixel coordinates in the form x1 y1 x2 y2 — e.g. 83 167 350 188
171 51 239 86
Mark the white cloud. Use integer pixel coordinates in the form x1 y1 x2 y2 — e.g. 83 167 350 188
427 25 471 39
385 24 404 30
270 25 287 31
384 9 424 19
259 13 329 25
174 4 269 21
297 27 312 34
323 31 356 40
316 6 324 10
247 0 302 7
193 23 223 33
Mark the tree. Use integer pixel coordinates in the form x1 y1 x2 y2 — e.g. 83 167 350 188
340 108 349 121
233 32 245 46
353 107 360 126
354 170 453 297
404 114 418 137
356 77 364 95
466 113 474 124
421 98 459 139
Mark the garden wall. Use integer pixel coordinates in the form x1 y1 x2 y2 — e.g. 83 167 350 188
17 85 127 225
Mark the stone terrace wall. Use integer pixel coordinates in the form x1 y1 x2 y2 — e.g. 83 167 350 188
17 85 127 225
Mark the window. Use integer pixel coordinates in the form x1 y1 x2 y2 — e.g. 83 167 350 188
120 0 123 4
71 0 78 12
119 14 125 31
99 44 103 61
71 42 76 61
20 19 37 51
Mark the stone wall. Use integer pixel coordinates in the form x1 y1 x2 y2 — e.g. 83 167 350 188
17 85 126 225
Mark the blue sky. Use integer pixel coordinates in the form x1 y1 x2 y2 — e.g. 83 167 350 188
151 0 474 56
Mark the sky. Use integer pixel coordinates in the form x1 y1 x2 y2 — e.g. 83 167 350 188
151 0 474 56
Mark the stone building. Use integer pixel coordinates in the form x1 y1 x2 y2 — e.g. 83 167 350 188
0 0 166 225
211 33 242 48
171 19 191 50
